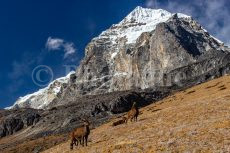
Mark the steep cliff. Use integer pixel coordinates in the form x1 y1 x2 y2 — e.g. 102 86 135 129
58 6 230 105
8 6 230 109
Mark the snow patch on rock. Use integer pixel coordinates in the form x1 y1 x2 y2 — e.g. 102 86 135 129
96 6 191 44
6 71 75 110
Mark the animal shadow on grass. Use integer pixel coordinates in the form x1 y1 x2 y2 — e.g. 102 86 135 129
146 107 155 111
218 85 227 91
218 85 225 88
224 95 230 100
151 109 161 113
206 82 222 89
186 90 195 95
138 118 147 122
219 87 227 91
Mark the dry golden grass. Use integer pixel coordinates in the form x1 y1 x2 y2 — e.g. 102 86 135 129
0 134 67 153
43 75 230 153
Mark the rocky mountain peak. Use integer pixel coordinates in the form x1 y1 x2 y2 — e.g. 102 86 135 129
7 7 230 110
120 6 171 24
68 7 230 101
96 6 191 45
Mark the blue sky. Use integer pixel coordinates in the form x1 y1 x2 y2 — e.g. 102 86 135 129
0 0 229 108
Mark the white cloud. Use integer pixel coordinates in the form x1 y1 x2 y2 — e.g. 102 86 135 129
46 37 76 59
46 37 64 50
63 43 76 59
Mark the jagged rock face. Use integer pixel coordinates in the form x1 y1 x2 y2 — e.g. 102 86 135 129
0 109 41 137
0 90 169 141
168 54 230 88
7 7 230 110
60 7 229 101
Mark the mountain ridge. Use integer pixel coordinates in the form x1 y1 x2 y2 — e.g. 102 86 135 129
1 6 230 153
7 6 230 110
60 6 229 102
6 71 75 109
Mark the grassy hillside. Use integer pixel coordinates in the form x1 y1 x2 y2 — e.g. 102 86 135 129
43 75 230 153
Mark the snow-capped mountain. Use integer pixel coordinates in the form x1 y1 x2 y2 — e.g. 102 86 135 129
90 6 225 65
7 6 230 109
6 71 75 110
61 6 229 99
96 6 191 45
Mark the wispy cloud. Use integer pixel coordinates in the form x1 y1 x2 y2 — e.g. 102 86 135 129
145 0 158 8
46 37 77 59
63 42 76 59
46 37 64 50
7 52 37 94
8 52 36 80
7 37 77 92
8 61 30 79
144 0 230 45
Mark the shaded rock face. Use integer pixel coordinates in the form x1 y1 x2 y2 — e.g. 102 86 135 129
59 13 229 103
168 54 230 88
0 109 41 138
0 118 24 137
0 89 169 143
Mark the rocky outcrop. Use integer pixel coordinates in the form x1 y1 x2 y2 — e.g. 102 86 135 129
0 118 24 137
167 54 230 88
0 109 41 137
0 89 169 141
